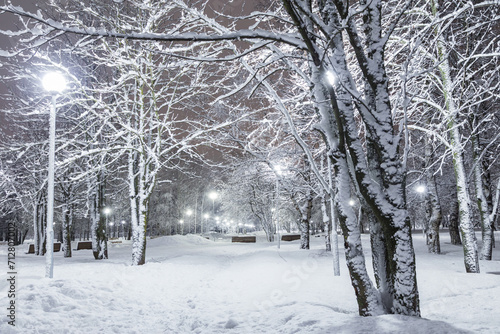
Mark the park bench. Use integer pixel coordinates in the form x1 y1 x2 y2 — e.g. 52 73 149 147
53 242 61 252
281 234 301 241
27 242 61 253
76 241 93 250
231 236 256 243
111 240 122 244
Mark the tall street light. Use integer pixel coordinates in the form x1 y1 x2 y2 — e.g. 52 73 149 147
202 213 210 235
179 220 184 235
208 191 217 214
274 165 283 249
103 207 112 238
121 220 126 239
208 191 217 233
186 209 193 234
42 71 66 278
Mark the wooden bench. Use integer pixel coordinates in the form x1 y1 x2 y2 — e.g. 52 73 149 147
231 236 256 243
111 240 122 244
53 243 61 252
76 241 93 250
27 243 61 253
281 234 301 241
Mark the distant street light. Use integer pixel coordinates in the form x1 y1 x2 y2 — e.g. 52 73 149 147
203 192 218 234
43 71 66 279
416 185 426 194
326 70 338 86
179 219 184 235
273 164 284 249
348 199 356 206
109 222 114 238
208 191 217 217
121 220 126 239
185 209 193 234
202 213 210 235
103 207 112 238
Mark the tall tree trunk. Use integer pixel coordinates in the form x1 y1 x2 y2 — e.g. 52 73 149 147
282 0 419 315
90 171 108 260
34 192 47 256
430 0 479 273
62 203 72 258
369 206 393 312
327 155 341 276
449 200 462 245
321 194 331 252
129 148 153 266
424 138 442 254
335 157 384 316
472 135 493 260
298 195 313 250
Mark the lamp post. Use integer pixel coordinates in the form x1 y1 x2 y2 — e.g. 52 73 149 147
179 219 184 235
103 207 112 238
121 220 126 239
186 209 193 234
274 165 283 249
202 213 210 235
109 222 114 238
208 191 217 232
208 191 217 213
42 71 66 279
415 184 427 232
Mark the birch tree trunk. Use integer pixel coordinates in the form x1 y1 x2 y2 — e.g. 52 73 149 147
90 171 108 260
424 138 442 254
448 200 462 245
472 135 493 260
298 195 312 250
321 193 332 252
34 192 47 256
62 202 72 258
430 0 479 272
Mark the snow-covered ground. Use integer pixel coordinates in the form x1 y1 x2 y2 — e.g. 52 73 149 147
1 231 499 333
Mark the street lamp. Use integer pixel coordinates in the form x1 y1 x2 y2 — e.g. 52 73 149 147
416 185 426 194
326 70 338 86
179 219 184 235
42 71 66 279
103 207 112 238
121 220 126 239
274 165 283 249
186 209 193 234
202 213 210 235
208 191 218 229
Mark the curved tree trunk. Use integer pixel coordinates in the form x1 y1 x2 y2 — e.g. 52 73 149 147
335 157 384 316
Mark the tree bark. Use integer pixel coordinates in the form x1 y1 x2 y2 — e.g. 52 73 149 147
424 138 442 254
62 203 72 258
449 200 462 245
91 171 108 260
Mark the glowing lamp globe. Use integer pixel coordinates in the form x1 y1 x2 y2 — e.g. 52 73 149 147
42 72 66 93
416 185 426 194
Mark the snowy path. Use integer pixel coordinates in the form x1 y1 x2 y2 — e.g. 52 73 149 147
1 233 499 333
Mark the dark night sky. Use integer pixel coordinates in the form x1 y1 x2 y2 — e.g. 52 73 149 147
0 1 37 136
